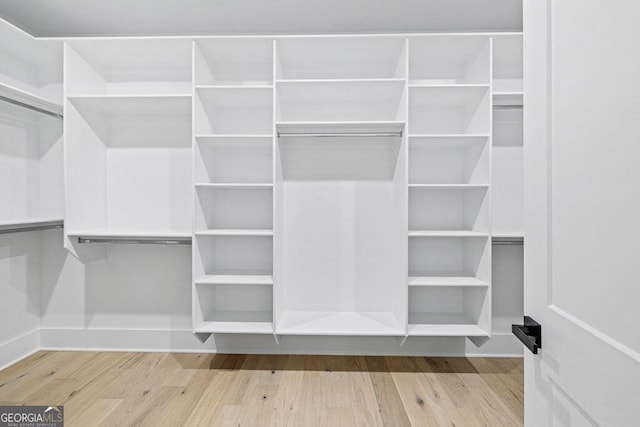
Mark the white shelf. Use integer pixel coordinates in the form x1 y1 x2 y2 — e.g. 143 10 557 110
0 82 62 116
409 276 488 287
195 275 273 286
409 83 489 88
195 183 273 190
409 184 489 189
277 78 405 84
409 230 489 238
195 321 274 334
195 134 273 140
409 323 489 337
67 94 191 115
67 229 191 241
409 313 488 336
277 311 405 336
277 121 405 136
409 134 490 139
195 229 273 237
195 84 273 90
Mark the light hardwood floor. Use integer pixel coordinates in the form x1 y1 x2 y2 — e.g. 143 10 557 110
0 352 523 426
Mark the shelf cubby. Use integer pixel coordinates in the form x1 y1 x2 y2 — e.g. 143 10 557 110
195 136 272 184
195 186 272 232
492 34 523 93
276 37 406 80
65 39 192 96
276 80 406 123
408 286 489 336
0 20 62 107
194 283 273 334
409 135 489 185
492 99 523 236
64 95 192 238
409 185 489 234
278 135 402 181
409 86 490 135
408 236 490 283
195 38 273 86
195 87 272 135
409 35 491 85
194 235 273 276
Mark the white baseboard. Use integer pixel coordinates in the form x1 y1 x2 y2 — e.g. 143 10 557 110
39 328 523 357
0 329 40 371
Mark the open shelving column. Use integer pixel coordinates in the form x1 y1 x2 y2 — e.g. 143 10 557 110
273 37 408 336
63 39 193 250
407 35 493 338
192 39 276 336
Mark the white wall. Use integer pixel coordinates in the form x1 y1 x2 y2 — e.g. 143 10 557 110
0 231 41 369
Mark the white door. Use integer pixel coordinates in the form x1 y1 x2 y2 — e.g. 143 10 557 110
523 1 640 425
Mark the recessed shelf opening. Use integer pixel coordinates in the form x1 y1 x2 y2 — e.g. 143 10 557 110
276 37 406 80
195 39 273 86
409 136 489 184
195 87 272 135
65 96 191 236
195 136 273 184
409 36 491 85
409 86 490 134
276 80 406 123
65 39 192 96
409 186 489 233
195 187 273 232
492 34 523 93
408 286 489 336
409 236 490 283
195 235 273 277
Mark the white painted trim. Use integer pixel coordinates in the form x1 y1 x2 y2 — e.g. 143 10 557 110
40 32 523 43
38 328 522 357
0 329 40 371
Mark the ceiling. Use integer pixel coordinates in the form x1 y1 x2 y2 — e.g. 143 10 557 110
0 0 522 38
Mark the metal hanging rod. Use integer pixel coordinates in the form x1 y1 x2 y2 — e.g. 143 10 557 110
492 236 524 245
77 237 192 245
493 104 523 110
0 220 64 235
0 95 63 119
278 132 403 138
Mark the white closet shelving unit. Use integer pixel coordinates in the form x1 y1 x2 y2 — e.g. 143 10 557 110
0 20 63 231
192 39 276 335
59 33 523 346
64 39 193 247
407 35 492 338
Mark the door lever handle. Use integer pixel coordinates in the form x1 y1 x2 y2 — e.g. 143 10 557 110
512 316 542 354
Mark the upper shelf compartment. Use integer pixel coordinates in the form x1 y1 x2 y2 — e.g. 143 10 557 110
195 38 273 86
0 19 62 110
276 37 406 80
409 35 491 85
492 34 523 93
276 80 406 124
65 39 192 96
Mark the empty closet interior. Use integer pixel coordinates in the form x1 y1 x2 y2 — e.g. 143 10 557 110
0 15 523 359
